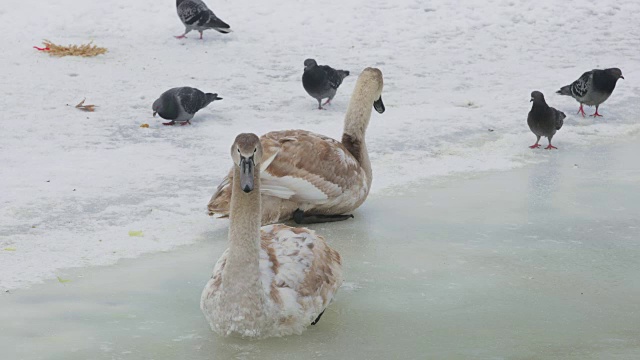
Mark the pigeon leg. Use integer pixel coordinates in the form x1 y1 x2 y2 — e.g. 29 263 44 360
180 120 192 126
199 31 203 40
322 98 332 106
317 99 324 110
590 105 603 117
545 138 557 150
162 121 176 126
529 136 541 149
577 103 586 117
175 28 191 39
293 209 354 224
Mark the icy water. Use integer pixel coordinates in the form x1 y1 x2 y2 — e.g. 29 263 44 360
2 138 640 360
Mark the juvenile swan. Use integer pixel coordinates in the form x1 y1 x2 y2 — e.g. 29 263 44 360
208 68 385 225
201 133 343 339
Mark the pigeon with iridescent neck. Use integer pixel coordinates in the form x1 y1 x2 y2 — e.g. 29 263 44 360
152 87 222 126
175 0 231 39
302 59 350 110
556 68 624 117
527 91 565 150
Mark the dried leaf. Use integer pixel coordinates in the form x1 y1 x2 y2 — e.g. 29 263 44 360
128 230 144 237
3 247 16 251
140 124 150 128
75 98 97 112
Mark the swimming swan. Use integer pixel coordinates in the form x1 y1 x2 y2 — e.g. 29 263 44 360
200 133 343 338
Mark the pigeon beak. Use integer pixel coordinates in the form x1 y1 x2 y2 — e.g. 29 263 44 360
530 98 533 102
239 156 255 193
620 75 625 79
153 111 157 117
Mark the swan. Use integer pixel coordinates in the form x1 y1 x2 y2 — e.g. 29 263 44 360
207 67 385 224
200 133 343 339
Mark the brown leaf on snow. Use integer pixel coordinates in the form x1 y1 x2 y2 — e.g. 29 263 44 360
75 98 97 112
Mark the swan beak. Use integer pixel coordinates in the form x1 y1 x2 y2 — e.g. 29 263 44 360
153 111 157 117
374 95 385 113
240 157 255 193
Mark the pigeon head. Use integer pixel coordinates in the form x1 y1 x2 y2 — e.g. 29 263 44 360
605 68 624 80
530 91 545 103
231 133 263 193
204 93 223 107
304 59 317 71
152 98 163 117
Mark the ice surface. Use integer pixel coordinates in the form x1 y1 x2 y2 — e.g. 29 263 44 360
1 0 640 289
1 138 639 359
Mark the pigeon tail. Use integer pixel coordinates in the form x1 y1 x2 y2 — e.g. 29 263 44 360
207 14 231 33
556 85 572 96
555 110 566 130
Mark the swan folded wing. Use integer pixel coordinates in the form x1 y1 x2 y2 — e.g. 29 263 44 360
203 248 229 300
260 225 342 321
259 130 360 202
207 170 232 216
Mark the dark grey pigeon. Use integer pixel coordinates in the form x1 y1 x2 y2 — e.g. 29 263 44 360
528 91 565 150
556 68 624 117
302 59 350 110
175 0 231 39
152 87 222 126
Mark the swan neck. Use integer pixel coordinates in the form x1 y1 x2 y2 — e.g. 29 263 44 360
342 90 373 179
224 164 263 291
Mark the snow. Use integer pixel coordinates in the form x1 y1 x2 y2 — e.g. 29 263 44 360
1 0 639 290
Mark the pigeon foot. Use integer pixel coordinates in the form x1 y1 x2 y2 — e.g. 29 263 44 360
174 35 187 39
529 144 541 149
577 104 586 117
162 121 176 126
590 111 603 117
180 120 192 126
545 144 558 150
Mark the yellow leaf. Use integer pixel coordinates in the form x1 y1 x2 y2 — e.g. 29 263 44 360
57 276 71 283
3 247 16 251
128 230 144 237
140 124 149 128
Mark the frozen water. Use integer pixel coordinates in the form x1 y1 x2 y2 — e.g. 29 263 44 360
1 138 639 359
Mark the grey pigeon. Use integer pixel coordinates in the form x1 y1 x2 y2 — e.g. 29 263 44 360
152 87 222 126
556 68 624 117
175 0 231 39
302 59 350 110
528 91 565 150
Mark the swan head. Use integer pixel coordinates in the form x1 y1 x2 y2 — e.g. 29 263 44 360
303 58 317 71
231 133 263 193
359 67 385 114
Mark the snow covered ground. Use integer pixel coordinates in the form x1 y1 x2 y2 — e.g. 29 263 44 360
1 0 639 290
